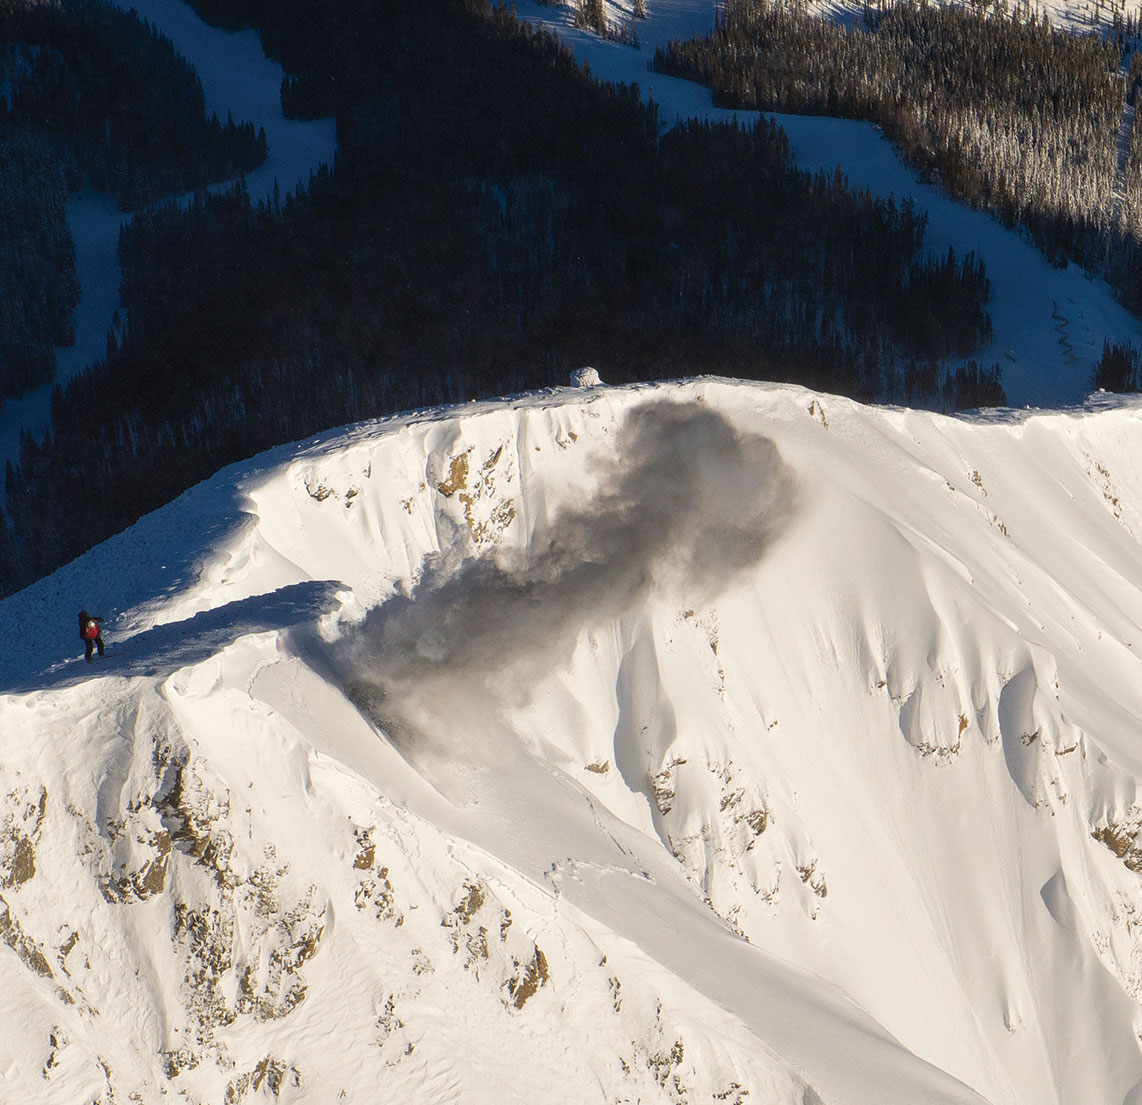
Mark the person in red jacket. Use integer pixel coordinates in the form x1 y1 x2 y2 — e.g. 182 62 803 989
78 610 104 662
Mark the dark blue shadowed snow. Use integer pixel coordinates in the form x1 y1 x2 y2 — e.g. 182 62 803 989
0 580 342 694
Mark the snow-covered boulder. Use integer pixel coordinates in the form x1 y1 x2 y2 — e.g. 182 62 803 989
570 365 603 387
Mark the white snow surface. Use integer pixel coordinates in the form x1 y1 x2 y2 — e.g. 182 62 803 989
7 379 1142 1103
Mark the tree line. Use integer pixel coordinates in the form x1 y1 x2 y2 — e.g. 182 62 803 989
0 0 266 209
654 0 1142 294
0 130 77 402
0 0 999 594
0 0 266 408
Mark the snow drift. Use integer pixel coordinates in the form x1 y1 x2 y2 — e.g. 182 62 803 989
6 378 1142 1104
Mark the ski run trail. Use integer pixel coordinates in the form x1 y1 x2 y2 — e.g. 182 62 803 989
7 377 1142 1104
517 0 1142 407
0 0 337 497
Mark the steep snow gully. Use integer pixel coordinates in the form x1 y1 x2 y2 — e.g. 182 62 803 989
9 380 1142 1103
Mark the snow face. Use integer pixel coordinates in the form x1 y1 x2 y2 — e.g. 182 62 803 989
7 380 1142 1103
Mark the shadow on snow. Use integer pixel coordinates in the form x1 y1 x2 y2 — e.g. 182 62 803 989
0 580 343 695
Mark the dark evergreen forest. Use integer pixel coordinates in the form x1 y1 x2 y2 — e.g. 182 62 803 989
0 130 77 402
0 0 999 597
654 0 1142 309
0 0 266 208
0 0 265 405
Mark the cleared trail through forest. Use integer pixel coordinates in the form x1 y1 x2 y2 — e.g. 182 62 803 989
0 0 336 506
514 0 1142 406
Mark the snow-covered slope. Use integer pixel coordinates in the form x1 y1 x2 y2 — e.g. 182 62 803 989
7 379 1142 1103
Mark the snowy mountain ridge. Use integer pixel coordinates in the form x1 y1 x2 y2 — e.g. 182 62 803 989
7 379 1142 1103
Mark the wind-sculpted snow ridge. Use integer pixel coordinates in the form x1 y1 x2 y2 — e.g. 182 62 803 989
10 379 1142 1103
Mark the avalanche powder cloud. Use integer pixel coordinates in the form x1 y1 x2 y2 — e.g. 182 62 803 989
330 400 797 756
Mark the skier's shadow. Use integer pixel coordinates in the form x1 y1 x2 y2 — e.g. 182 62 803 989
2 580 343 694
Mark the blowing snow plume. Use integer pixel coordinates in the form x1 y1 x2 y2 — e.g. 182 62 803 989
330 401 797 773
